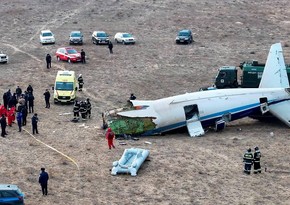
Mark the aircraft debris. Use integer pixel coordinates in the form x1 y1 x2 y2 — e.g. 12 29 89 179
59 112 72 116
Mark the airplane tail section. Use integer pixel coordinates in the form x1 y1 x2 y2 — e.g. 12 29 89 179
259 43 289 88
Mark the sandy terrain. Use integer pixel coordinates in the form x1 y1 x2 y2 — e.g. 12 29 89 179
0 0 290 204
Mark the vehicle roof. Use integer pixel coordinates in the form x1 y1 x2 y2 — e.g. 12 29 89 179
93 31 107 33
179 29 191 33
70 31 81 33
0 184 19 191
57 70 75 75
41 30 52 33
219 66 237 70
57 47 77 50
56 71 76 81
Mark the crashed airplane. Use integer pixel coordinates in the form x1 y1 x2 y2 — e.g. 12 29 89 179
105 43 290 137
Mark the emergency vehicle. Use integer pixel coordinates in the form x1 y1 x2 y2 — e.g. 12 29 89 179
53 70 77 103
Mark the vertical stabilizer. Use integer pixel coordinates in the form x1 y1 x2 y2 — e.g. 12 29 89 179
259 43 289 88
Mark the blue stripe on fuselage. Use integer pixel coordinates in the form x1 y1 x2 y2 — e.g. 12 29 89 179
142 103 262 136
142 98 290 136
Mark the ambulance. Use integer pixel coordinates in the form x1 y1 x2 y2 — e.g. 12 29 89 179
53 70 77 103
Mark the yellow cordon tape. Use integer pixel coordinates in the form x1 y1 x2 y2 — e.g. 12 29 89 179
23 128 79 171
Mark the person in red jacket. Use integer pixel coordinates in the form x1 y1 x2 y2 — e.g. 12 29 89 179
7 107 15 127
0 104 7 117
105 128 115 149
11 106 16 122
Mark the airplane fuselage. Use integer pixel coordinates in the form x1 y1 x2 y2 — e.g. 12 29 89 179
106 43 290 136
124 88 290 135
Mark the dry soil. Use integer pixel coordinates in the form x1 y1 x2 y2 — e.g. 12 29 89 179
0 0 290 204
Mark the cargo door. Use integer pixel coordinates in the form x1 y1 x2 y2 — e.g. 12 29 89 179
184 104 204 137
260 97 269 114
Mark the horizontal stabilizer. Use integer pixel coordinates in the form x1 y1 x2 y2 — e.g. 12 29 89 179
269 101 290 127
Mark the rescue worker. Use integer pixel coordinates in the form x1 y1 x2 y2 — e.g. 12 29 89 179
8 93 17 109
73 100 80 120
28 92 35 113
0 104 7 117
21 106 27 126
23 91 29 109
108 41 113 54
86 98 91 119
31 113 39 134
105 127 115 149
7 107 15 127
27 85 33 94
81 49 86 64
130 93 136 100
3 90 11 109
253 147 262 174
79 101 87 120
243 148 253 174
18 95 25 107
43 89 50 108
78 74 84 91
0 114 7 137
16 102 22 114
39 167 49 196
101 112 108 129
16 111 22 132
15 86 22 100
46 54 52 69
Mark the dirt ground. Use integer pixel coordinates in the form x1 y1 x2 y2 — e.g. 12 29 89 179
1 0 290 204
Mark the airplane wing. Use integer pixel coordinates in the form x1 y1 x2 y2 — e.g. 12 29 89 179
269 101 290 127
259 43 289 88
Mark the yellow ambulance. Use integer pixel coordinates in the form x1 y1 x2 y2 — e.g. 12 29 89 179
53 70 77 103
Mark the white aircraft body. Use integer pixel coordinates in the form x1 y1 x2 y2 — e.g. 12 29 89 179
106 43 290 137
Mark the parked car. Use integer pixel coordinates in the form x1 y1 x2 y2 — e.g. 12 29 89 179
55 47 81 63
0 184 25 205
175 29 193 44
114 32 135 44
0 51 8 63
40 30 55 44
69 31 83 45
91 31 109 45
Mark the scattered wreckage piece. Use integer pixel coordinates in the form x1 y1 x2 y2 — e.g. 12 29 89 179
111 148 149 176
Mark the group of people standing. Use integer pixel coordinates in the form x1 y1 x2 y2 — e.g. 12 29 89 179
73 98 91 121
1 85 37 135
243 147 262 174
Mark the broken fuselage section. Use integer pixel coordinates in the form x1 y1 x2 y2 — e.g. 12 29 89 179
105 104 157 135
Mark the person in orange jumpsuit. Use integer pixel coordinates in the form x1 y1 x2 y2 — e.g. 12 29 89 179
7 106 15 126
105 128 115 149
